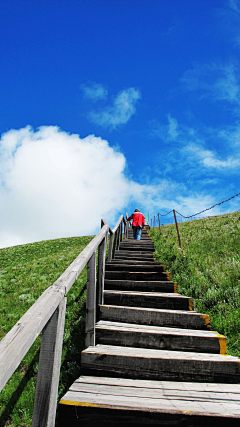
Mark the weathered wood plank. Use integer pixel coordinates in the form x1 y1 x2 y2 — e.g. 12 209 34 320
99 305 211 330
0 286 64 392
97 225 108 306
105 271 171 281
85 251 97 347
104 280 177 293
107 232 114 262
103 291 192 310
105 264 166 272
75 376 240 393
95 321 226 353
59 376 240 420
81 345 240 383
32 297 67 427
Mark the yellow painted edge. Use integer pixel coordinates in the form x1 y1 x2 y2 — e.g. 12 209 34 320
188 298 193 311
174 282 177 293
200 314 210 326
59 400 114 409
166 272 171 281
163 265 166 272
217 334 227 354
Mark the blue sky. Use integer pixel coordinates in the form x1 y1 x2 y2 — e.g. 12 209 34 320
1 0 240 247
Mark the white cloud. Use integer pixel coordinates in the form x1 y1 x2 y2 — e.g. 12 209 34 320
214 64 240 104
80 83 108 101
181 63 240 108
168 114 179 139
89 88 141 129
182 143 240 169
0 126 135 247
151 115 180 142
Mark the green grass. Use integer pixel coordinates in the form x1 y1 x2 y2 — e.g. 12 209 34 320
1 212 240 425
0 236 93 427
149 211 240 358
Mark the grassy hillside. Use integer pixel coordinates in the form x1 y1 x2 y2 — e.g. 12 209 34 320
149 211 240 358
0 236 93 427
1 212 240 426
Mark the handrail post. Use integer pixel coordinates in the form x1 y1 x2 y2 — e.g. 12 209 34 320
116 227 121 250
108 231 114 262
158 213 161 231
173 209 182 248
97 220 108 308
125 213 129 239
112 229 118 259
120 220 123 242
32 297 67 427
85 251 96 347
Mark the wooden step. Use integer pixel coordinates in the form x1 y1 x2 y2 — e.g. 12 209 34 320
126 236 151 240
114 252 154 260
103 291 193 310
108 259 162 265
120 242 154 247
105 263 166 272
99 305 211 330
104 279 177 293
81 345 240 383
119 246 154 252
105 271 170 281
59 376 240 426
95 321 226 354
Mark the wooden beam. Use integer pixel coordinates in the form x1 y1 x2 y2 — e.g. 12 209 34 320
97 221 108 306
85 252 97 347
32 297 67 427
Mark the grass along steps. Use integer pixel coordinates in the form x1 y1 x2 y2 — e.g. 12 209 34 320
0 236 92 427
149 211 240 358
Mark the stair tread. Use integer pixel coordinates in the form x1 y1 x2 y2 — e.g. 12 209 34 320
104 290 188 298
100 304 205 316
95 321 220 338
82 344 238 362
59 376 240 418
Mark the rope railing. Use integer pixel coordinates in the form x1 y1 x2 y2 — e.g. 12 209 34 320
149 191 240 248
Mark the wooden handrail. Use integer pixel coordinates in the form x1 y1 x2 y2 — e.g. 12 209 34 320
111 214 124 234
0 214 124 427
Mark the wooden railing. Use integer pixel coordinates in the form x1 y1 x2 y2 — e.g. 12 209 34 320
0 215 126 427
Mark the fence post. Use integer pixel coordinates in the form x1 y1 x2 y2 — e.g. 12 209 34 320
97 220 108 307
151 218 152 228
173 209 182 249
112 229 118 259
116 227 121 250
32 297 67 427
85 251 96 347
158 213 160 231
120 220 123 242
108 231 114 261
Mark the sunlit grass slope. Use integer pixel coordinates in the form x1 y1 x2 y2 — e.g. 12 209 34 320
149 211 240 358
0 235 93 427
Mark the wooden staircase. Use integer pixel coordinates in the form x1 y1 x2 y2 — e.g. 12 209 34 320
58 228 240 426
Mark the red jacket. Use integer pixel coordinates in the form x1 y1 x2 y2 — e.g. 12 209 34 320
127 212 145 227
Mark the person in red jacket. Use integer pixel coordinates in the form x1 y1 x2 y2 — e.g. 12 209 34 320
127 209 145 240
